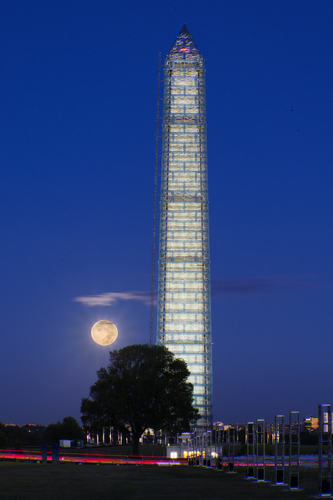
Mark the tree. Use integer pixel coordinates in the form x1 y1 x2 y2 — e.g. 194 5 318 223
0 430 8 449
81 344 199 455
40 417 84 444
60 416 85 440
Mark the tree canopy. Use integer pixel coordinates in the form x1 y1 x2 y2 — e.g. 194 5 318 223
81 344 199 454
41 416 84 444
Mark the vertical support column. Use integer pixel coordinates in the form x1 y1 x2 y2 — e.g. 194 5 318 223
289 411 300 490
193 435 199 465
193 435 197 465
188 436 194 466
235 424 239 445
192 435 196 466
201 434 205 466
202 432 207 466
274 415 285 484
197 434 203 466
42 443 48 463
52 443 59 464
197 434 202 465
318 404 332 496
246 422 256 478
207 430 212 467
256 419 265 481
227 427 235 472
215 429 223 470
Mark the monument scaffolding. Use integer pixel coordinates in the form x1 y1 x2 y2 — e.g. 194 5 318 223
156 25 213 428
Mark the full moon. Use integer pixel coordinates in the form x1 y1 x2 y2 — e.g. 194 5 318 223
91 320 118 346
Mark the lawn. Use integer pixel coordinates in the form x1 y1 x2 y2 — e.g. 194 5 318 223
0 462 319 499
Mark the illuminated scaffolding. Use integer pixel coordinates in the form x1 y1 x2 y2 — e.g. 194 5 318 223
156 25 213 428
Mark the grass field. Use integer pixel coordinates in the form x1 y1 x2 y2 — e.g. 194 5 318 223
0 462 320 499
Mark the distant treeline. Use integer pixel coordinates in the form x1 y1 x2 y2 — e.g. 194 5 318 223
0 416 84 449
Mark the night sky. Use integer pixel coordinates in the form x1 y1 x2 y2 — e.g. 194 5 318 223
1 0 332 426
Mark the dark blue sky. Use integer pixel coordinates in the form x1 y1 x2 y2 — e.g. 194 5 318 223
1 0 332 426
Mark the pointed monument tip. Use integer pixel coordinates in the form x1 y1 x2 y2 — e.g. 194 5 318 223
167 24 202 60
180 24 190 34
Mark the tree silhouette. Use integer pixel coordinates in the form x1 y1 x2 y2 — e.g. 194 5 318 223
81 344 199 455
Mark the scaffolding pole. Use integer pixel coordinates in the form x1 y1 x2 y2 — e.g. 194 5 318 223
246 422 256 478
215 429 223 470
227 427 235 472
318 403 332 496
256 419 266 481
274 415 285 484
289 411 300 490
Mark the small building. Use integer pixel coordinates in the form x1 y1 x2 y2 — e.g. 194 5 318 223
59 439 84 448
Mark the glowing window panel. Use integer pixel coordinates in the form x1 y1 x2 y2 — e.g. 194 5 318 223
188 375 205 385
171 293 196 301
163 323 183 332
186 87 198 95
174 173 196 181
162 303 184 312
185 144 200 152
163 272 195 281
168 144 184 152
178 354 204 364
173 134 195 142
187 364 205 374
175 232 196 240
194 386 205 395
163 262 184 271
165 242 184 250
184 183 202 191
171 88 184 95
169 125 184 132
173 96 196 105
170 334 194 343
185 349 205 357
169 104 184 111
173 153 196 161
185 70 197 76
173 252 196 260
167 344 184 353
184 323 205 332
172 77 195 86
167 183 184 190
163 283 184 291
173 211 196 220
185 242 203 250
185 303 205 312
173 313 196 322
167 164 184 171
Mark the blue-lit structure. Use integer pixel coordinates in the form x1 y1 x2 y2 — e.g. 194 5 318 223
156 26 213 428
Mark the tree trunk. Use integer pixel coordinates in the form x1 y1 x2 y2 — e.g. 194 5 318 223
132 433 140 456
